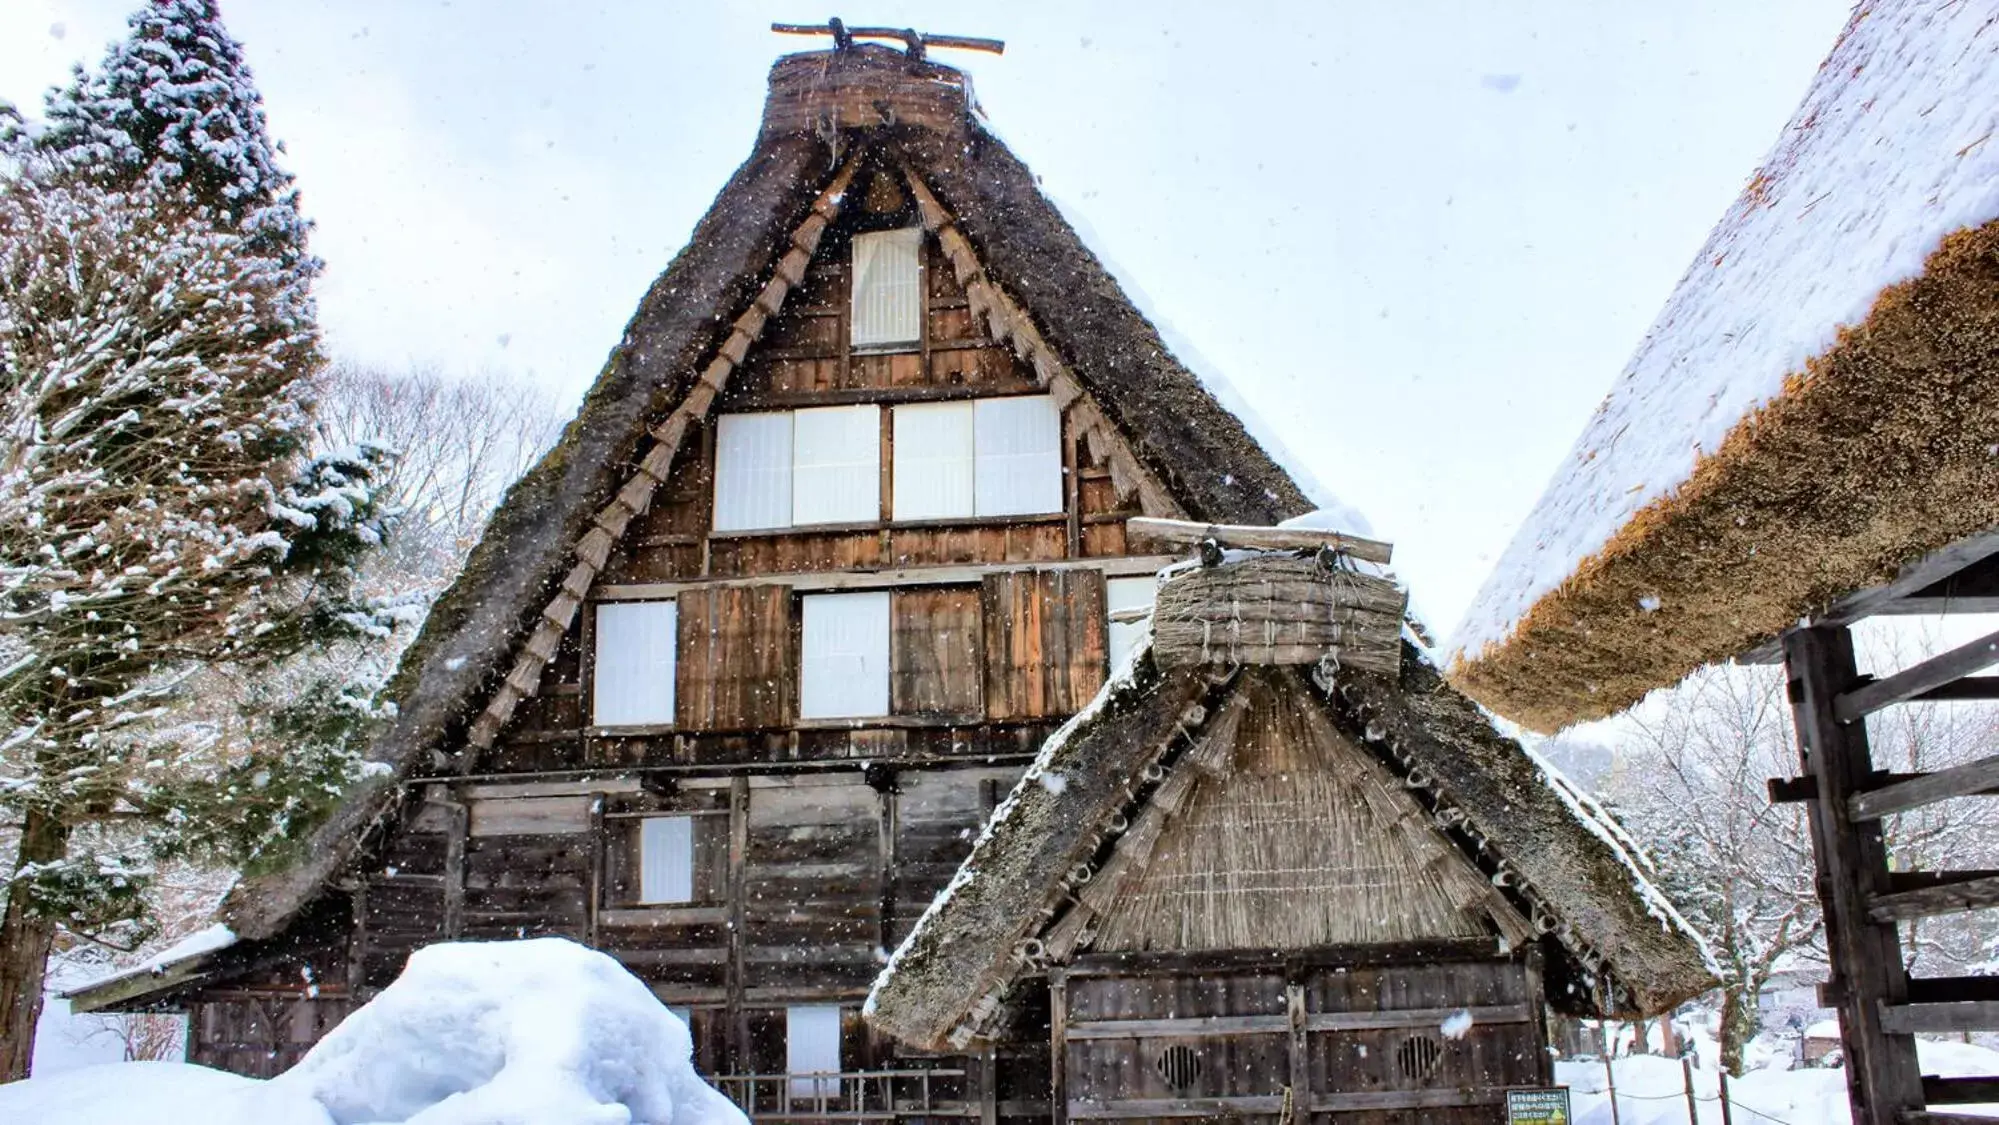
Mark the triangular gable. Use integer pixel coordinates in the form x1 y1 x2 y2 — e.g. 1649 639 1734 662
864 648 1716 1052
1073 673 1524 953
220 44 1312 945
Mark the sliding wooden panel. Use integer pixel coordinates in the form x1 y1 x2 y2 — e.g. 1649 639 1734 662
891 587 984 720
982 568 1108 720
677 584 791 731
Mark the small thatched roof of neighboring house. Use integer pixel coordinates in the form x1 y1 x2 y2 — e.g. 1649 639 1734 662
1449 0 1999 732
865 636 1716 1053
207 43 1312 951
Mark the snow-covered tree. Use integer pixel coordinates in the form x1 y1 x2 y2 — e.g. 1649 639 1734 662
32 0 313 279
1604 662 1821 1076
0 165 390 1079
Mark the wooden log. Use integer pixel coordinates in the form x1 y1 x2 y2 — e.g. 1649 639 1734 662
1854 753 1999 821
1881 1001 1999 1035
1126 517 1393 564
1870 873 1999 922
1925 1076 1999 1105
1835 626 1999 723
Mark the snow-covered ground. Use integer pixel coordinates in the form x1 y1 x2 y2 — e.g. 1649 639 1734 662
0 938 745 1125
1562 1040 1999 1124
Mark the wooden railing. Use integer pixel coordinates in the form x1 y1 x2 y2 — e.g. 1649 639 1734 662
713 1068 974 1122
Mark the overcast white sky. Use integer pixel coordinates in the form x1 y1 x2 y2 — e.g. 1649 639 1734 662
0 1 1856 641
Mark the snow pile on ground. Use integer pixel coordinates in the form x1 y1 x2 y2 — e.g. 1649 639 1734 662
1453 0 1999 659
1560 1040 1999 1124
0 938 746 1125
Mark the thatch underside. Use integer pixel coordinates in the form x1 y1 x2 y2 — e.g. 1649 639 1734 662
1452 219 1999 733
866 651 1716 1053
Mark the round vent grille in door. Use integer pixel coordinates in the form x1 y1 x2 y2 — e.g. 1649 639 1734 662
1396 1034 1444 1080
1156 1044 1203 1091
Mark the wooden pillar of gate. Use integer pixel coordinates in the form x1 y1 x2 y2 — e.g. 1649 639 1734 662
1783 625 1923 1125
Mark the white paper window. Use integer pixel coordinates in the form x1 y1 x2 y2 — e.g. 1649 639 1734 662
851 228 922 349
713 412 794 531
799 592 890 719
891 401 975 520
593 601 678 727
974 395 1063 516
1107 576 1158 672
638 816 694 904
792 405 880 525
788 1005 843 1098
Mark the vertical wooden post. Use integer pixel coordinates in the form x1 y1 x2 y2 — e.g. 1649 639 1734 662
585 792 606 948
727 774 751 1074
1286 980 1309 1125
978 1043 999 1125
875 774 899 955
1062 426 1082 559
1681 1056 1699 1125
1717 1068 1734 1125
1784 625 1923 1125
1048 970 1069 1125
442 792 467 940
346 881 369 1000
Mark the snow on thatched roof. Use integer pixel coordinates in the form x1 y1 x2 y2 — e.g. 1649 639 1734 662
1450 0 1999 732
865 644 1715 1052
214 43 1313 947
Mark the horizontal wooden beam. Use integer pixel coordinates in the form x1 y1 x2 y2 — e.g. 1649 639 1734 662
1874 596 1999 616
1914 676 1999 703
1834 626 1999 723
1924 1075 1999 1105
593 554 1179 601
1125 517 1394 564
1821 528 1999 627
1070 1096 1285 1120
1306 1003 1532 1033
1852 753 1999 821
1870 873 1999 921
1881 1000 1999 1035
1065 1014 1285 1040
1906 1112 1999 1125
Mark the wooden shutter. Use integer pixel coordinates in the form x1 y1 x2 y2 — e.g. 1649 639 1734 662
891 401 974 520
638 816 694 904
983 568 1109 720
676 585 791 731
974 395 1063 516
850 228 922 348
891 587 983 719
592 601 677 727
791 405 880 525
799 591 891 719
1105 575 1158 672
713 411 793 531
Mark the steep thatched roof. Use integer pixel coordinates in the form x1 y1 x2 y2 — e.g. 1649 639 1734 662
217 44 1310 945
865 641 1716 1052
1449 0 1999 732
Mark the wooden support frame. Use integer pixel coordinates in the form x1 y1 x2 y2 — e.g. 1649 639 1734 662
1834 626 1999 723
1784 624 1924 1125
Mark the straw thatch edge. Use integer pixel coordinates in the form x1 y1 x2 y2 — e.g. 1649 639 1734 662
1452 219 1999 733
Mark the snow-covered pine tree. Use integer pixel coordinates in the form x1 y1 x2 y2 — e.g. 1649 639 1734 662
0 162 390 1078
33 0 314 281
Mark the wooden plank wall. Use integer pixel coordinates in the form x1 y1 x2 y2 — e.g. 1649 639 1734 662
1058 956 1549 1123
984 569 1109 720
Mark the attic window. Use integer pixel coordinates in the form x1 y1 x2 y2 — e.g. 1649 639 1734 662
890 395 1063 520
592 601 677 727
851 228 922 350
